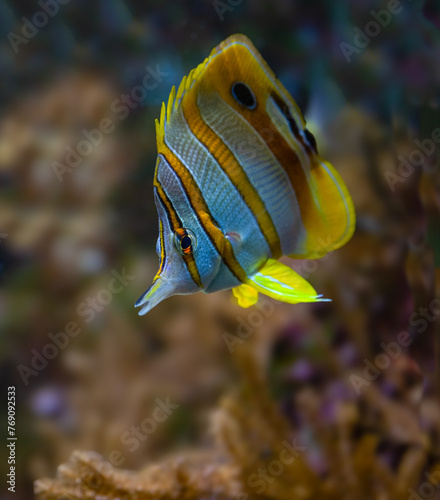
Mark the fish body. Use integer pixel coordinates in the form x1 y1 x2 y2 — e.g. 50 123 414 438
136 34 355 315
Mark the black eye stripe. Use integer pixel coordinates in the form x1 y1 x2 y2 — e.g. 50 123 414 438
231 82 256 109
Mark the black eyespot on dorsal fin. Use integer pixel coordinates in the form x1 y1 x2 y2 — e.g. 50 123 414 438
231 82 257 109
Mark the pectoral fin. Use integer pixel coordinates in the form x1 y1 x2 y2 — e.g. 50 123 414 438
246 258 330 304
232 284 259 308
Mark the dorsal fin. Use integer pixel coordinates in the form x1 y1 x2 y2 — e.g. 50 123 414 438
156 34 255 140
156 54 211 138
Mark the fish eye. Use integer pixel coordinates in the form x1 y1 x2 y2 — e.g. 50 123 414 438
231 82 256 110
174 228 197 255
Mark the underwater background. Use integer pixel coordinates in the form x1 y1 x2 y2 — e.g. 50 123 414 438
0 0 439 498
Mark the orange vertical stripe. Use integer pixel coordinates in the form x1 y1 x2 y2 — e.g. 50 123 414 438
154 180 204 289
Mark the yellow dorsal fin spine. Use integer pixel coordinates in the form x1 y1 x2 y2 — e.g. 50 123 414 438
185 69 194 90
163 56 211 121
175 76 187 105
156 102 166 146
166 85 176 124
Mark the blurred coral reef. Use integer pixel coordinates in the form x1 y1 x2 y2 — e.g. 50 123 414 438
0 0 439 499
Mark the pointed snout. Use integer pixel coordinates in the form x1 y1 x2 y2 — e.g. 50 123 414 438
135 277 176 315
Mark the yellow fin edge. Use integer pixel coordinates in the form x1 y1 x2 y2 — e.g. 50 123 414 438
241 259 331 307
